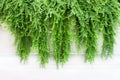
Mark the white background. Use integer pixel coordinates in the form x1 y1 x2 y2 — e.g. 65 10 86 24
0 23 120 80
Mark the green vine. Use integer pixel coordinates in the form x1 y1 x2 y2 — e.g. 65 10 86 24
102 0 120 58
0 0 120 67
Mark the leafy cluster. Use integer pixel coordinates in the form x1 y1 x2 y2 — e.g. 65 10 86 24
0 0 120 67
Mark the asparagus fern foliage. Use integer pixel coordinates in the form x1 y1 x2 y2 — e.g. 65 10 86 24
0 0 120 67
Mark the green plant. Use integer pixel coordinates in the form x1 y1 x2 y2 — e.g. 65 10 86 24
46 0 72 66
0 0 120 67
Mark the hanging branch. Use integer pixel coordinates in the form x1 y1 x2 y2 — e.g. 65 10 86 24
0 0 120 67
37 11 50 67
72 0 98 62
28 1 50 66
1 0 34 61
102 0 120 58
71 0 86 50
85 19 97 62
48 0 72 66
59 11 71 64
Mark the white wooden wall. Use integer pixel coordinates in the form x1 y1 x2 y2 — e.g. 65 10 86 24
0 24 120 80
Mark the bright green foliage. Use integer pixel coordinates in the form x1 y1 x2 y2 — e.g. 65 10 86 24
71 0 120 62
101 1 120 58
0 0 50 66
45 0 72 66
0 0 120 67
